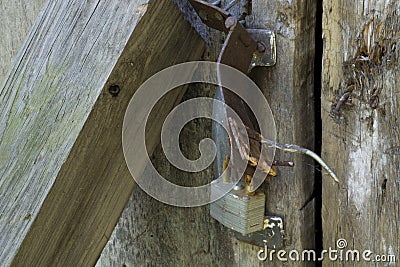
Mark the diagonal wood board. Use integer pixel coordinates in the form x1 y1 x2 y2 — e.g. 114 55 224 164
0 0 204 265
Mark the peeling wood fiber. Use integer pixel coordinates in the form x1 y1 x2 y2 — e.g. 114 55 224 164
322 0 400 265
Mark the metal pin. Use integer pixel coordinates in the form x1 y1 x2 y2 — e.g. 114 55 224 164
273 160 295 167
261 138 339 183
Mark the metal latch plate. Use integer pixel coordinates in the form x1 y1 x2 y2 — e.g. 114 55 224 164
247 29 276 70
234 215 285 248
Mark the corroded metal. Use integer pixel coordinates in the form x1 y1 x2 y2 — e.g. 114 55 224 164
189 0 285 248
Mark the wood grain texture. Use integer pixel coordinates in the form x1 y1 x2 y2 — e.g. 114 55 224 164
0 0 204 265
322 0 399 265
0 0 46 86
0 0 148 263
97 83 231 267
97 0 319 266
248 0 318 265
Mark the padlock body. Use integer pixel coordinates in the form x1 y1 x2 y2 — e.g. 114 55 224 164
210 180 265 235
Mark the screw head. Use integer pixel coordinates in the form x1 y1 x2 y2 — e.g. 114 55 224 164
108 84 120 97
257 42 266 53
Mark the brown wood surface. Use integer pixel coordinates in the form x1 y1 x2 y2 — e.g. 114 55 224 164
0 0 204 265
98 0 319 266
322 0 399 265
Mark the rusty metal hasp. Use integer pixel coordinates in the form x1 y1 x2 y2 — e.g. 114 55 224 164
189 0 276 72
188 0 283 248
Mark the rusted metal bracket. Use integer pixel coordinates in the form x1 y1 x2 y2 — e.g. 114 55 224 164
190 0 278 180
189 0 283 249
189 0 276 72
189 0 337 249
234 216 285 248
248 29 276 71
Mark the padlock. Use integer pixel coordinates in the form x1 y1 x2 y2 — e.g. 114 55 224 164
210 180 265 235
210 179 285 248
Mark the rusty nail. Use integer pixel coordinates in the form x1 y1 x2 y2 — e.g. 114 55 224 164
225 16 237 30
108 84 120 97
273 160 295 167
331 91 351 115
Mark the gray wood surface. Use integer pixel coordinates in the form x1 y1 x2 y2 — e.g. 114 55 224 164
0 0 46 86
97 0 319 266
0 0 204 265
322 0 399 265
249 0 318 265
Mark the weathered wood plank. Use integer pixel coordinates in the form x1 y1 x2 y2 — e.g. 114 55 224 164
0 0 204 265
322 0 399 265
0 0 46 86
97 0 318 266
247 0 318 265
